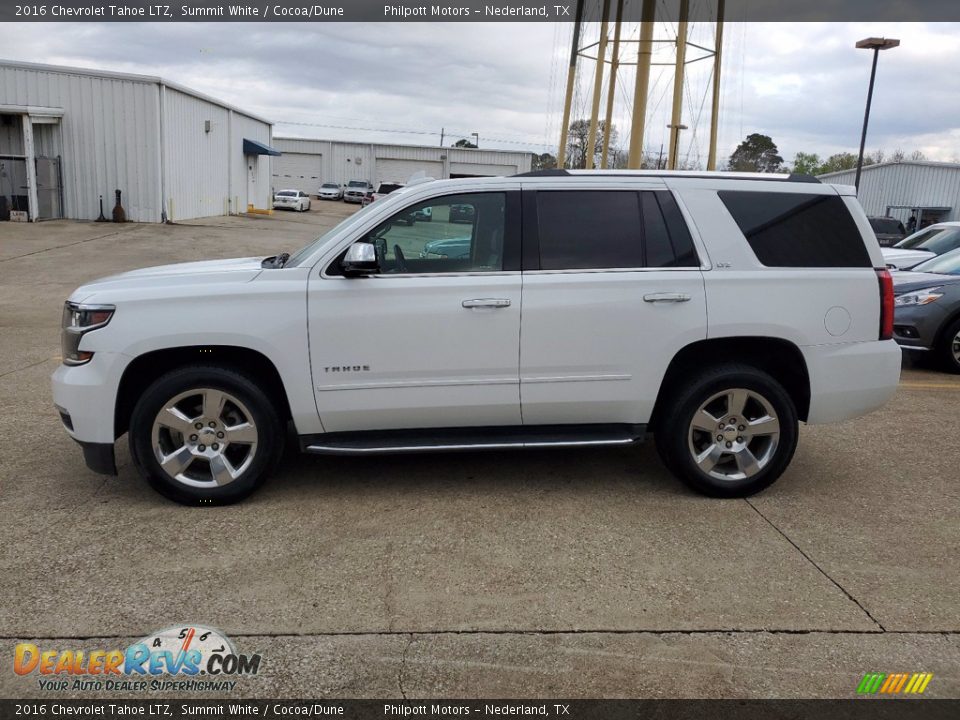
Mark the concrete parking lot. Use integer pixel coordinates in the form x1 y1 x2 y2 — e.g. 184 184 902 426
1 203 958 699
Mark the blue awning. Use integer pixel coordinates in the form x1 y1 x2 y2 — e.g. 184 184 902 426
243 138 281 156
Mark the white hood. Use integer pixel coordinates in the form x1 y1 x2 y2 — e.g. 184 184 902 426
70 257 265 301
881 247 935 269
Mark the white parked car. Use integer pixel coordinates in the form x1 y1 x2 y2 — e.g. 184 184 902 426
882 222 960 269
317 183 343 200
52 171 900 505
272 190 311 212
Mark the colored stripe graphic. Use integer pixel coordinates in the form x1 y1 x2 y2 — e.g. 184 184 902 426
858 672 933 695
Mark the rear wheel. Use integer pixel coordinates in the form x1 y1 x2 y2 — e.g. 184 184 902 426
655 364 798 497
129 366 284 505
937 317 960 374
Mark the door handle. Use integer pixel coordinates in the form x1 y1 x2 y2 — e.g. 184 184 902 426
462 298 511 309
643 292 692 303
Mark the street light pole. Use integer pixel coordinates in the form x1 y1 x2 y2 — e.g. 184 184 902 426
854 37 899 192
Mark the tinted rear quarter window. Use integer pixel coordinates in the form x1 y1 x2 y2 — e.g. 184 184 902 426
718 191 872 268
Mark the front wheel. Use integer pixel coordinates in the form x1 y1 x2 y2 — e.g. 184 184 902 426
654 364 798 498
129 366 284 505
937 317 960 374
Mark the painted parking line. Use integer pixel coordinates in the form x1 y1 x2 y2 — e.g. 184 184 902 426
899 381 960 391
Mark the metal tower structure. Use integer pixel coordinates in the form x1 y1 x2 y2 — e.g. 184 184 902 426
556 0 726 171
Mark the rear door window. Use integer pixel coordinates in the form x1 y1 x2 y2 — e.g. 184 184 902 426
535 190 699 270
718 191 872 268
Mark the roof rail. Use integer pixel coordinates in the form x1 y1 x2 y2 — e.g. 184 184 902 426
513 169 571 177
513 169 821 183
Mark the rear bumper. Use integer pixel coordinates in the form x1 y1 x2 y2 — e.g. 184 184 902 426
804 340 901 424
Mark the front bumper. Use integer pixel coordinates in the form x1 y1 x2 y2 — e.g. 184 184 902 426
893 302 949 351
53 352 127 474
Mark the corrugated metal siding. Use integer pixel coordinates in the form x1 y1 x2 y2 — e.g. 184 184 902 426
162 88 230 221
0 65 162 222
821 163 960 222
231 111 273 212
273 137 532 187
0 115 24 154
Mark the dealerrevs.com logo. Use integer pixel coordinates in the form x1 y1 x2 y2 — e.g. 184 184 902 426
13 625 262 693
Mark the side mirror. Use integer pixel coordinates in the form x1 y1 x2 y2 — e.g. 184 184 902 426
342 242 378 276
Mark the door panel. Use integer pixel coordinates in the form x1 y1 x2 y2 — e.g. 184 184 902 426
309 275 521 432
519 187 707 426
307 189 522 433
520 271 706 425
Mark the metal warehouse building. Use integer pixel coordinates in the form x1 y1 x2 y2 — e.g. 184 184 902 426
0 60 278 223
820 160 960 228
271 137 533 195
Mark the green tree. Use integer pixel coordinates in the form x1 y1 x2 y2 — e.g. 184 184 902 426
531 152 557 171
791 152 822 175
818 152 860 174
728 133 784 173
453 138 477 148
566 118 617 169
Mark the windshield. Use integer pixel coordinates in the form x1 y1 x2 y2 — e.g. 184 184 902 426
869 218 904 234
347 181 367 187
896 226 949 249
285 201 382 268
276 191 296 197
911 246 960 274
907 228 960 254
322 183 338 189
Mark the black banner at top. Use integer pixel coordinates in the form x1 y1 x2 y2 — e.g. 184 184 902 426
3 0 960 22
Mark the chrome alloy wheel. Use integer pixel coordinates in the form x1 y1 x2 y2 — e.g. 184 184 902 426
952 329 960 365
150 388 259 488
687 388 781 482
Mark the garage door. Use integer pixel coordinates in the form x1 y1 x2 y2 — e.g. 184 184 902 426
449 162 517 177
272 152 322 195
376 159 443 185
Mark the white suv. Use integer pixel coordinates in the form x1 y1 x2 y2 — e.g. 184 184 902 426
52 171 901 505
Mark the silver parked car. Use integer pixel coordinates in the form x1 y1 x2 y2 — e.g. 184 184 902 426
317 183 343 200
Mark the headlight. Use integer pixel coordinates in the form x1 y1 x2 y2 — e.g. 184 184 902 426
894 287 943 307
61 302 115 365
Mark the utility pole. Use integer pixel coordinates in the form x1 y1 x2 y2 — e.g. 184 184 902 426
706 0 725 170
556 0 584 169
627 0 656 168
440 127 445 147
600 0 624 168
667 0 689 170
585 0 611 169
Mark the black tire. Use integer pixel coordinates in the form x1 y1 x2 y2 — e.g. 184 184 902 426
129 365 284 505
654 364 798 498
936 317 960 374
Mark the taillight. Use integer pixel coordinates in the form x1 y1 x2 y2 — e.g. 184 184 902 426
876 268 894 340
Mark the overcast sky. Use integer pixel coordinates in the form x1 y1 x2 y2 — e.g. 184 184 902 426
2 21 958 167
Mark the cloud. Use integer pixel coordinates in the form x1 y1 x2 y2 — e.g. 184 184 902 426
2 20 959 165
